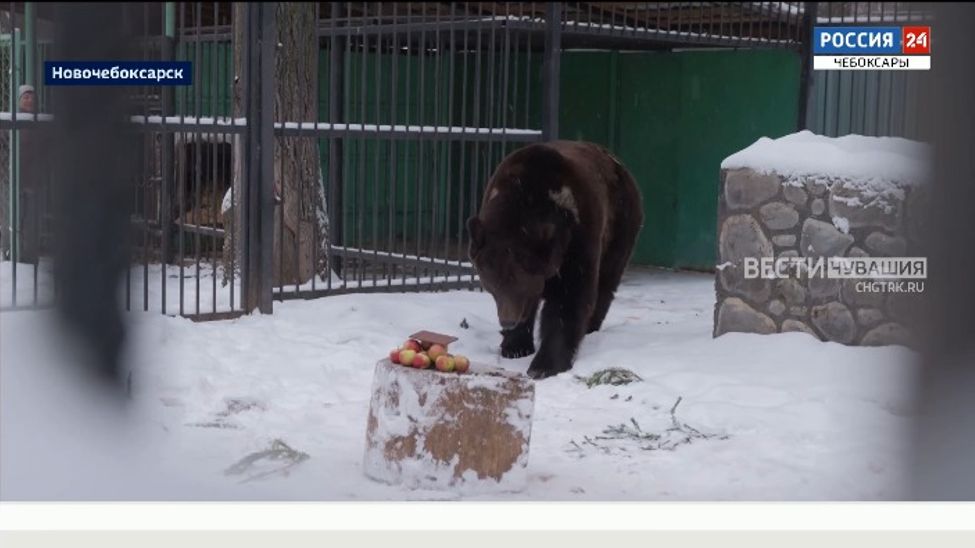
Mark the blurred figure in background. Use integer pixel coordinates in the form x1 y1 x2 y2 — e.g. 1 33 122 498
17 84 45 264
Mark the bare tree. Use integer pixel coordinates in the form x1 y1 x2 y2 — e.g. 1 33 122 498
224 2 329 288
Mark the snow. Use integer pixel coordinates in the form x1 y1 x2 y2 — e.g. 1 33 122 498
1 267 920 500
0 259 475 313
832 216 850 235
130 115 541 137
276 121 541 136
722 131 932 187
0 112 53 122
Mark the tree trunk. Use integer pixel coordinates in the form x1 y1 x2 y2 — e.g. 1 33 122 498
223 2 329 288
221 2 246 287
271 2 329 286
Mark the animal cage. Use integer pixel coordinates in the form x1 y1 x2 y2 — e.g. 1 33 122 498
0 2 925 320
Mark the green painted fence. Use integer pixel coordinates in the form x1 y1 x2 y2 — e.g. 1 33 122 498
561 49 801 270
174 43 799 268
177 42 541 254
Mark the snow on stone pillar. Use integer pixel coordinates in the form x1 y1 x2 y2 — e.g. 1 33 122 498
363 359 535 494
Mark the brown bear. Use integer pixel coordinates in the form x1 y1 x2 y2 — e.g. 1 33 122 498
467 141 644 379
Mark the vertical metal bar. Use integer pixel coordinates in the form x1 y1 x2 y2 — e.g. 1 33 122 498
387 2 399 289
469 1 484 290
525 5 532 130
797 2 816 130
229 33 237 311
161 2 175 314
312 0 320 293
193 1 203 314
259 2 276 313
415 3 427 287
178 3 186 315
445 2 457 283
677 2 683 40
484 0 497 238
277 81 284 298
457 3 470 286
498 1 511 220
440 2 450 287
243 1 275 314
358 6 367 286
372 2 382 288
142 4 150 311
211 1 220 312
7 9 20 306
401 1 413 290
542 1 561 140
875 1 885 135
431 1 443 288
123 5 134 312
328 1 345 289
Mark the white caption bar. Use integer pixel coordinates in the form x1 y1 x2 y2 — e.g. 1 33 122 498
813 55 931 71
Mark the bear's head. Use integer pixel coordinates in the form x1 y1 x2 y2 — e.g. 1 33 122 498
467 212 567 331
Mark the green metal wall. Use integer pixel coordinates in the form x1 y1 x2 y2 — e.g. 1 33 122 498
175 43 800 268
561 49 801 270
177 42 541 253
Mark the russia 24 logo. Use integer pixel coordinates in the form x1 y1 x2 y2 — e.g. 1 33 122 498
902 26 930 55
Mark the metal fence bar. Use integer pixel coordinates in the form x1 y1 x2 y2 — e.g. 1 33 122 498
387 2 399 290
327 1 344 287
443 2 457 287
414 5 426 288
542 1 561 140
193 1 203 315
242 1 275 314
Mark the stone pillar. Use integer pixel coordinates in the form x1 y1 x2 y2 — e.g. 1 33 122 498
714 164 927 347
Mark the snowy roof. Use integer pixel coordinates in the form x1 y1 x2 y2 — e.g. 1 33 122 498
721 130 932 186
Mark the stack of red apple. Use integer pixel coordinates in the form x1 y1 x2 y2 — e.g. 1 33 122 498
389 339 471 374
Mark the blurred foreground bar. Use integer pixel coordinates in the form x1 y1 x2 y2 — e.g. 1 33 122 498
910 2 975 500
49 3 139 390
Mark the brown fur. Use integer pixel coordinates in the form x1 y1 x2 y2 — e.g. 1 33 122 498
467 141 644 379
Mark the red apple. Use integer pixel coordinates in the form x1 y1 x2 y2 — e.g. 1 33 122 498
453 355 470 373
412 352 432 369
435 355 455 372
398 349 416 366
427 344 447 361
389 348 402 364
402 339 422 352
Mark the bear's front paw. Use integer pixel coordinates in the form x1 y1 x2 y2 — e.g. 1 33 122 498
526 351 572 379
500 329 535 359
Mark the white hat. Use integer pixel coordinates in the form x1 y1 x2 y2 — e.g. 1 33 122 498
18 84 35 98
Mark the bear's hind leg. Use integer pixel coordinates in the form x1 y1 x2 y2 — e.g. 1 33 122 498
587 237 635 334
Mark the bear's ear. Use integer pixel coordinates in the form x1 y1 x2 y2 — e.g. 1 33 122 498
467 216 485 251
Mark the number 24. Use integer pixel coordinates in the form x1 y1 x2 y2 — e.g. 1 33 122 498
907 32 928 48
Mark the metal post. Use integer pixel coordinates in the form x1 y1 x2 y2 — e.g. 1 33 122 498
24 2 35 86
328 1 345 277
10 27 21 266
542 2 562 141
243 2 276 314
797 2 817 131
160 2 176 266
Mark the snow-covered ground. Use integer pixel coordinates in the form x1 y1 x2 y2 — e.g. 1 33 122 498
0 266 920 501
